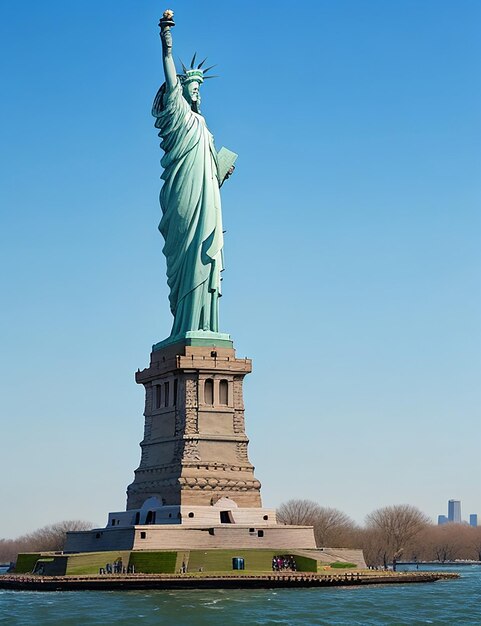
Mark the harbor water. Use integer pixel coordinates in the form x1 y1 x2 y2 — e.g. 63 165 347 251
1 564 480 625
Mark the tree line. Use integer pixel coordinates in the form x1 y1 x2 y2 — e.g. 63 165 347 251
278 499 481 567
0 520 93 563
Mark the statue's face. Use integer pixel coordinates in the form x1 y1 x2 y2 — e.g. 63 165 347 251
184 81 201 110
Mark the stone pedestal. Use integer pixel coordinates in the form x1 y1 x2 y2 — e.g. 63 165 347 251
66 339 319 554
126 341 262 510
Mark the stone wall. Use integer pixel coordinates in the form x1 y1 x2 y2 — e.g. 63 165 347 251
65 524 317 553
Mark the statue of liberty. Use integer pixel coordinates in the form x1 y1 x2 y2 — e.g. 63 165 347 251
152 10 236 345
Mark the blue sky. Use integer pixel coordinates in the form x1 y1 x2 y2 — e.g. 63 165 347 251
0 0 480 538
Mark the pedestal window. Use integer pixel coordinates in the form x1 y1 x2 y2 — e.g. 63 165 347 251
155 385 162 409
204 379 214 405
219 379 228 405
173 379 178 406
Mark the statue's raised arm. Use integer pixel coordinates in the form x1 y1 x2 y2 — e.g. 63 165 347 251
159 9 176 90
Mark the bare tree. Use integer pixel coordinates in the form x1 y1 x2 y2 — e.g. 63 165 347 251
27 520 94 551
277 500 359 548
365 504 429 568
277 499 321 526
0 520 93 563
471 527 481 561
421 524 467 562
313 507 358 547
360 527 389 568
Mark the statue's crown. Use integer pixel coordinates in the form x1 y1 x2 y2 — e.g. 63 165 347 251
182 68 205 85
179 53 216 86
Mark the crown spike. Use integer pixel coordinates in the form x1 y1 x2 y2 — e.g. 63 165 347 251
203 75 219 80
197 57 208 69
203 64 217 75
179 58 188 73
190 52 197 69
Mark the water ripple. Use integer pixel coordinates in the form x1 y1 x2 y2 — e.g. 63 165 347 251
0 565 480 625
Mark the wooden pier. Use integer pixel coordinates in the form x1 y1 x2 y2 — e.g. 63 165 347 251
0 570 459 591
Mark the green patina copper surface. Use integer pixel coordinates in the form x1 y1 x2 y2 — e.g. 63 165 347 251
153 330 233 352
152 11 236 346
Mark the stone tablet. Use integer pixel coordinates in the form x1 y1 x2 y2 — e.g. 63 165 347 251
217 146 238 183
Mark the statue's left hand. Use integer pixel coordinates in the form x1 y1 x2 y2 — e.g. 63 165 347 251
219 166 235 188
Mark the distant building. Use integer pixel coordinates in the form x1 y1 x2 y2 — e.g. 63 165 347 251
438 515 448 525
448 499 461 523
470 514 478 527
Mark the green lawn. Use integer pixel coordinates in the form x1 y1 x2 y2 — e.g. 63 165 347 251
14 553 42 573
187 550 318 573
66 551 131 575
14 548 330 576
128 551 177 574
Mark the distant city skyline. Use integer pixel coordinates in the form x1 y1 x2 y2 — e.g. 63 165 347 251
437 499 478 526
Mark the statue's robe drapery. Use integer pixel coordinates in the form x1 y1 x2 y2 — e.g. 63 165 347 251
152 80 224 337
